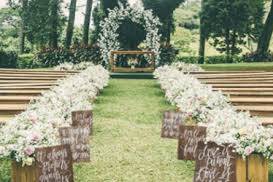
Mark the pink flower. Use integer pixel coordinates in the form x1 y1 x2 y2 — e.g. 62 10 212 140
28 112 38 124
29 131 41 142
24 146 35 156
244 146 254 156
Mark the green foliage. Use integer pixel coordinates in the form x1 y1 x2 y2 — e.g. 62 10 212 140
176 55 242 64
17 53 35 68
0 159 11 182
0 50 18 68
243 51 273 62
202 0 265 57
172 27 197 56
143 0 185 42
117 18 146 50
34 45 102 67
158 44 179 66
174 2 200 30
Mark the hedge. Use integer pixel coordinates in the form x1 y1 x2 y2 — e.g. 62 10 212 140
0 50 18 68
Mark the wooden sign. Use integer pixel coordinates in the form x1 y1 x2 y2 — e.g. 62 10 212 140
194 142 237 182
35 145 74 182
178 125 206 160
59 127 90 163
161 111 185 139
72 110 93 135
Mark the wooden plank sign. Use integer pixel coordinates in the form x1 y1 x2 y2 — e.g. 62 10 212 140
72 110 93 135
178 125 206 160
59 127 90 163
35 145 74 182
161 111 185 139
194 142 236 182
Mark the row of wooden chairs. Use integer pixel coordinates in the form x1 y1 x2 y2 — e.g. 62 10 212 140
191 71 273 125
0 69 78 123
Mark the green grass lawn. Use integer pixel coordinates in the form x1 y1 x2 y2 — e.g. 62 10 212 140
202 62 273 71
74 79 194 181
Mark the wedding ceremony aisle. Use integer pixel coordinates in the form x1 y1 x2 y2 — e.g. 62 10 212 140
74 79 194 181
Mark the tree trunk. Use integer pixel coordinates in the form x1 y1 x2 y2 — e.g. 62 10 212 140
225 29 231 62
198 0 205 64
19 25 25 54
49 0 59 48
256 0 273 55
231 30 237 56
19 0 28 54
82 0 93 45
65 0 77 48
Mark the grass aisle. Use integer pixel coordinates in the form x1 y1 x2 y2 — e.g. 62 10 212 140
74 79 194 182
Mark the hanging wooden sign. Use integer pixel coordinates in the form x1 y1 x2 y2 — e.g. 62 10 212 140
35 145 74 182
59 127 90 163
161 111 185 139
72 110 93 135
178 125 206 160
194 142 237 182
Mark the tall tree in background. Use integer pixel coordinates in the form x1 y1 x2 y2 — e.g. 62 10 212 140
18 0 27 54
65 0 77 48
82 0 93 45
142 0 184 44
91 0 127 44
8 0 29 53
49 0 60 48
202 0 264 60
256 0 273 55
198 0 205 64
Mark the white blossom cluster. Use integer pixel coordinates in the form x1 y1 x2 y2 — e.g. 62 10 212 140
171 62 204 72
0 64 109 166
54 62 95 71
98 3 161 65
155 65 273 159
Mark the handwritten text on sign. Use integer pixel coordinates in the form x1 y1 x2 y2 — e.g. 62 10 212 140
194 142 236 182
161 111 185 139
35 145 74 182
72 110 93 135
178 125 206 160
59 127 90 163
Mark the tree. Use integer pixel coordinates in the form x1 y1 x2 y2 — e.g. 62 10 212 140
18 0 27 54
91 0 127 44
256 0 273 55
65 0 77 48
142 0 185 44
82 0 93 45
202 0 264 60
8 0 28 53
49 0 60 48
198 0 206 64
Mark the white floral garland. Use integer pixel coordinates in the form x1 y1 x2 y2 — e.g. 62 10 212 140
98 3 161 66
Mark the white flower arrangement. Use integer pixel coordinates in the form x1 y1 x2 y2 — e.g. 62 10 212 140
155 65 273 160
54 62 95 71
0 64 109 166
171 62 204 72
98 3 161 66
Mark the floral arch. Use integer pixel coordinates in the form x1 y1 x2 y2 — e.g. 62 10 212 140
98 3 162 66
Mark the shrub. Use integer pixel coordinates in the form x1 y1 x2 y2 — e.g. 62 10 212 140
0 50 18 68
158 44 179 66
17 54 37 69
243 51 273 62
34 45 102 68
176 55 243 64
